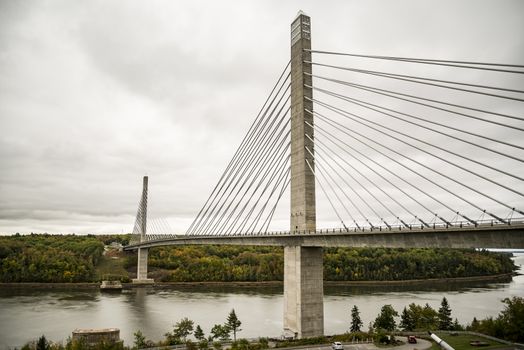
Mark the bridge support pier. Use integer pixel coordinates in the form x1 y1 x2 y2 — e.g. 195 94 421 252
132 247 154 284
132 176 154 284
286 12 323 338
284 246 324 339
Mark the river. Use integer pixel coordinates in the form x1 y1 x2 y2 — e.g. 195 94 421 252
0 254 523 349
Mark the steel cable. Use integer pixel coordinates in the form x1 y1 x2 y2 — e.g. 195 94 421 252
187 64 290 234
307 61 524 102
235 153 290 235
305 157 348 229
307 73 524 125
199 100 291 235
193 88 290 235
310 102 517 220
309 95 524 192
310 133 421 227
309 86 524 157
306 49 524 74
311 109 511 223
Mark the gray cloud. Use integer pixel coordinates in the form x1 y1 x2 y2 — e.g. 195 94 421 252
0 0 523 234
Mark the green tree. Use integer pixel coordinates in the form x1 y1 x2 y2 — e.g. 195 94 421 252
198 339 209 350
211 324 230 341
421 303 439 330
373 304 398 331
227 309 242 341
258 338 269 349
470 317 479 330
36 335 50 350
438 297 453 330
174 317 194 342
499 296 524 342
237 339 250 350
350 305 363 332
194 325 205 341
452 318 464 331
133 330 146 349
400 307 415 331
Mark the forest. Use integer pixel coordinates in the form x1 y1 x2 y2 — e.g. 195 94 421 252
0 233 104 282
140 245 516 282
0 234 517 283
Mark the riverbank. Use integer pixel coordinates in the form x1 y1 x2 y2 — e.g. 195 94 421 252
0 273 514 289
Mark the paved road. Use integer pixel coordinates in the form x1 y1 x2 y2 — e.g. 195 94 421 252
288 337 432 350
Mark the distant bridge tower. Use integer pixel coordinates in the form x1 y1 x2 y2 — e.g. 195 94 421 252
284 12 324 338
132 176 154 284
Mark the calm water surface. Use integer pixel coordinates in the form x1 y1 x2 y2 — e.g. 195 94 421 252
1 254 523 349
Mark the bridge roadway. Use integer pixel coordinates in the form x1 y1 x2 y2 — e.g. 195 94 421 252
124 221 524 250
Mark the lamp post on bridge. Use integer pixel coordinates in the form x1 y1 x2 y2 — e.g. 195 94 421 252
284 11 324 339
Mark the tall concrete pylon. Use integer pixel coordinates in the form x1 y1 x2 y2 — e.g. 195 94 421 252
284 12 324 338
133 176 154 284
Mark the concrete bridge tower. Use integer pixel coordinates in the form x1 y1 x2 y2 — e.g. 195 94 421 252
132 176 154 284
284 12 324 338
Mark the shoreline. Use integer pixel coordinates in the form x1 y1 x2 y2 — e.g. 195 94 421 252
0 273 514 289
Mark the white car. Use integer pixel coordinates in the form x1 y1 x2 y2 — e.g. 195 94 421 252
332 342 344 350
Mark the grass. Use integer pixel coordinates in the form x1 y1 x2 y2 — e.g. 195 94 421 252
427 332 508 350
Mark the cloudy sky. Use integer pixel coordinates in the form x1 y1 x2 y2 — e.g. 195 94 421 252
1 0 523 235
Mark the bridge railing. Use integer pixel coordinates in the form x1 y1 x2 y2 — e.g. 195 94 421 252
126 217 523 244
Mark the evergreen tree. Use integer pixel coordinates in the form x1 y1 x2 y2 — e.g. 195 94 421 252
373 304 398 331
350 305 363 332
452 318 464 331
438 297 453 330
195 325 205 341
227 309 242 341
400 307 415 331
470 317 479 331
36 335 50 350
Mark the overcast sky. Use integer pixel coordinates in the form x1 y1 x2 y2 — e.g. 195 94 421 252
1 0 523 235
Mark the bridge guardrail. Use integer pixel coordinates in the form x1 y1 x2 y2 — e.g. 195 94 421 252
127 217 524 244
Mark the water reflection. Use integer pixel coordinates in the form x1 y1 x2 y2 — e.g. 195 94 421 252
324 276 513 296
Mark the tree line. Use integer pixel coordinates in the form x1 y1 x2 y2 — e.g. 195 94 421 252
0 234 517 283
349 296 524 343
133 245 516 282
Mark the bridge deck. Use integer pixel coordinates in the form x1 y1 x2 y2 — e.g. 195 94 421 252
125 222 524 250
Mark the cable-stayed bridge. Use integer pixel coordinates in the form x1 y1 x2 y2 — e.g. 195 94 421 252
124 12 524 339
